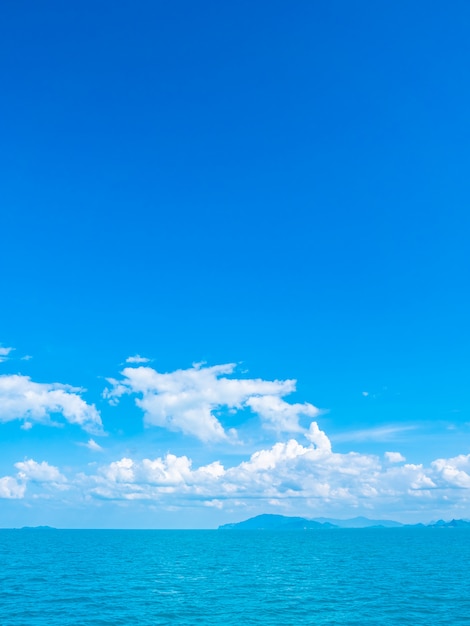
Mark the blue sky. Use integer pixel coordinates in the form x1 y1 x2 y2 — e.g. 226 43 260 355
1 0 470 527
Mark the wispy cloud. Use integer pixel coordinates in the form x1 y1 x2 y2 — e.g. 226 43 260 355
125 355 151 364
332 425 416 443
79 438 104 452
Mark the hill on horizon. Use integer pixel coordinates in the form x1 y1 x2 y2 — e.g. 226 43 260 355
218 514 470 530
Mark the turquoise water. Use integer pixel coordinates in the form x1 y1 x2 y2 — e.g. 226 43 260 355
1 528 469 625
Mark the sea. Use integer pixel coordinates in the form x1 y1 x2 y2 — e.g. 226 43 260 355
1 528 469 625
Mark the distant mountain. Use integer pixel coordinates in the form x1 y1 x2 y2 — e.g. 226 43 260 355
19 526 57 530
218 514 398 530
428 519 470 528
312 516 403 528
218 514 470 530
219 514 335 530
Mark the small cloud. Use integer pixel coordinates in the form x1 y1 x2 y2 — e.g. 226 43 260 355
361 391 369 397
21 422 33 431
125 355 151 364
79 438 104 452
0 346 14 363
15 459 66 484
204 499 223 509
385 451 406 463
0 476 26 499
21 355 33 361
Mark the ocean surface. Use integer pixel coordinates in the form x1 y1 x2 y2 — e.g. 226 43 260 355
1 528 469 625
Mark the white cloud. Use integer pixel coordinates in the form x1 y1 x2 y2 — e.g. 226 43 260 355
305 421 332 452
333 425 416 443
75 423 414 510
246 395 319 433
0 476 25 499
432 454 470 488
385 451 406 463
0 346 14 363
7 422 470 519
15 459 67 484
65 422 429 509
3 355 470 521
102 457 135 483
104 363 319 441
126 355 151 364
79 438 104 452
0 460 68 499
0 374 103 433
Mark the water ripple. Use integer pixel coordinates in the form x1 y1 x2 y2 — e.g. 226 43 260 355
1 528 470 625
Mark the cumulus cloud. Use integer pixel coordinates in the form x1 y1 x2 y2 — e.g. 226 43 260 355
76 423 437 511
15 459 67 484
81 427 470 517
432 454 470 488
0 459 69 499
0 374 103 433
0 476 25 499
385 452 406 463
305 421 332 452
246 395 319 433
104 363 320 441
59 422 436 510
5 423 470 518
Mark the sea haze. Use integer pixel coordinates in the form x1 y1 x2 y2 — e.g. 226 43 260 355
1 528 470 625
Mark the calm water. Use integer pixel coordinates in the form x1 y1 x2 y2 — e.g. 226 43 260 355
1 528 469 625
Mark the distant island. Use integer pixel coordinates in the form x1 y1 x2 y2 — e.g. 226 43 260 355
218 514 470 530
17 526 57 531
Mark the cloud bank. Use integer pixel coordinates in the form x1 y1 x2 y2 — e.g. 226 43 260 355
3 423 470 521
